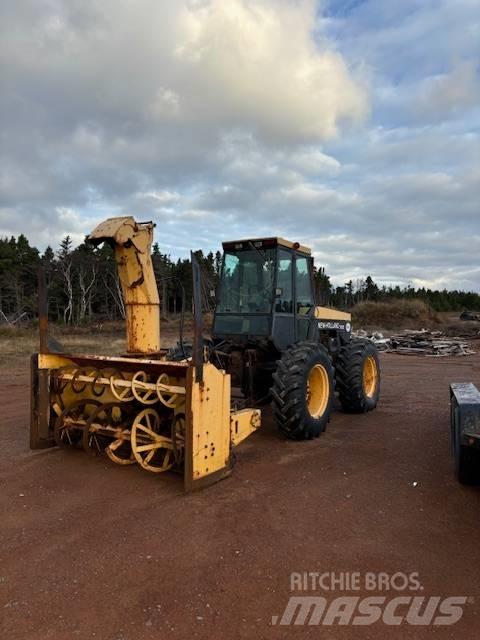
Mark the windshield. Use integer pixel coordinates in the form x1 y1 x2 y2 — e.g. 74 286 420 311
217 248 275 313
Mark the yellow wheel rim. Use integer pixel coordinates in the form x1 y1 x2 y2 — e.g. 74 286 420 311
363 355 378 398
306 364 329 418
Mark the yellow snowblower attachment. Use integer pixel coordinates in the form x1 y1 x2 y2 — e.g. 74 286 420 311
30 217 260 491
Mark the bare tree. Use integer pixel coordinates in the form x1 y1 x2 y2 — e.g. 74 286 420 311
78 262 97 323
102 270 125 319
57 236 74 324
60 259 74 324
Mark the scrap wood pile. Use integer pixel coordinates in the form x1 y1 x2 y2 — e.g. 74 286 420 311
355 329 476 357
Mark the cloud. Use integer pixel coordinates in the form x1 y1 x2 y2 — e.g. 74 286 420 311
414 62 480 121
138 190 180 205
0 0 367 225
0 205 89 249
289 149 341 175
0 0 479 292
171 0 368 142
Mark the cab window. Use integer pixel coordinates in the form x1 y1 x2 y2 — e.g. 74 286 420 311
217 249 275 313
275 250 293 313
295 256 314 314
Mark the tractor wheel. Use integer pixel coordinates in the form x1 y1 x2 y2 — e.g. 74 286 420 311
271 343 334 440
336 339 380 413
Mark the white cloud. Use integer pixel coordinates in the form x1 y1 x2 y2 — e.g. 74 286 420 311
0 0 479 292
139 190 180 205
289 149 341 175
414 62 480 120
170 0 368 141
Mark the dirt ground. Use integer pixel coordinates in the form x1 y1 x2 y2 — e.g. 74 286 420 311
1 345 480 639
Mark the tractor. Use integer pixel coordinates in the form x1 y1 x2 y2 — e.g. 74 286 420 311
208 237 380 440
30 218 380 491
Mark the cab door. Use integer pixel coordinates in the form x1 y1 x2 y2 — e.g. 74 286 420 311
272 249 295 349
295 254 315 341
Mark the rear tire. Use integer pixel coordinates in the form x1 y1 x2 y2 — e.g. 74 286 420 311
271 343 334 440
336 339 380 413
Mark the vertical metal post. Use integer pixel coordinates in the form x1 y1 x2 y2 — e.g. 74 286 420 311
309 257 317 305
191 252 204 383
38 266 49 354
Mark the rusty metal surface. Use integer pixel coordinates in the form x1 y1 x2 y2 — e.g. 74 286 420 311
87 216 137 245
38 352 189 375
29 216 263 490
230 408 261 445
87 216 161 354
184 365 233 492
30 354 55 449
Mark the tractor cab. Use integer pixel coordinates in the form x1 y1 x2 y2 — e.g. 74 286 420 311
212 237 316 350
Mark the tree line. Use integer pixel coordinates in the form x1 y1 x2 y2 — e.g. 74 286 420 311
314 269 480 312
0 234 219 325
0 234 479 325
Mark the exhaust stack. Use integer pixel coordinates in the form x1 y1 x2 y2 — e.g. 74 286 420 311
88 216 160 354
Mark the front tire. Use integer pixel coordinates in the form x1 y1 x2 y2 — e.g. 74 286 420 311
271 343 334 440
336 339 380 413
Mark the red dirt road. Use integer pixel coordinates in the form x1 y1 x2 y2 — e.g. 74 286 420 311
1 352 480 639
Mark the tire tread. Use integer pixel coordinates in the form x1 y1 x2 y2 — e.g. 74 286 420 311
336 338 380 413
271 342 333 440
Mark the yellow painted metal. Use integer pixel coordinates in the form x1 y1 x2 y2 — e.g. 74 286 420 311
131 408 176 473
222 237 311 254
184 363 232 489
33 286 264 490
230 408 261 446
88 216 160 354
88 217 139 245
38 353 75 370
306 364 329 418
39 352 189 371
32 217 263 484
314 306 351 321
53 370 185 404
276 237 311 254
363 355 378 398
32 351 261 489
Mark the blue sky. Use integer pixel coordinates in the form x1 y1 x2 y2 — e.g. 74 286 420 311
1 0 479 290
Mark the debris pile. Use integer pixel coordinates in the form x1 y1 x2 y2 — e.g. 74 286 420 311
354 329 476 357
354 329 390 351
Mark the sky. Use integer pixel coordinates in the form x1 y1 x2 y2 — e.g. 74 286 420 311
1 0 479 291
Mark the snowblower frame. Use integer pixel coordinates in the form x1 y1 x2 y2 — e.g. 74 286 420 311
30 217 260 492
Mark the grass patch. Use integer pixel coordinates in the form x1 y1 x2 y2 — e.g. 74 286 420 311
0 316 194 371
352 299 440 331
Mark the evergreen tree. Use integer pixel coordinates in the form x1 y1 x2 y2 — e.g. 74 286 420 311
1 232 480 323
